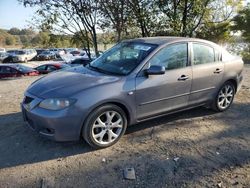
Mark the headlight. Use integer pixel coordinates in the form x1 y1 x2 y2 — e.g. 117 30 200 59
39 98 76 110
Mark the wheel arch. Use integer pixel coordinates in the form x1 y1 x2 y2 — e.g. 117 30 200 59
225 78 237 91
79 100 132 139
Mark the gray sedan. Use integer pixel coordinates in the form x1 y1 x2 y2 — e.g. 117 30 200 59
21 37 243 148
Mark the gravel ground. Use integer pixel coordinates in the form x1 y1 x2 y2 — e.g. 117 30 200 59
0 65 249 188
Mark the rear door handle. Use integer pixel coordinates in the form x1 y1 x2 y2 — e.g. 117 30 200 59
214 68 222 74
178 75 189 81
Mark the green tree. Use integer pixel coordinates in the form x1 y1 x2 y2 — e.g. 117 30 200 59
8 27 21 35
232 4 250 42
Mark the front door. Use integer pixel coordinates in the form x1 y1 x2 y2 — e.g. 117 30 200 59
135 43 192 120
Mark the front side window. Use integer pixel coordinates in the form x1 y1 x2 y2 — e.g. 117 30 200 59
148 43 188 70
36 65 47 71
89 42 157 75
47 65 57 71
193 43 215 65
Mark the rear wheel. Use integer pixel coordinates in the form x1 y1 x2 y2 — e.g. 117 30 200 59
212 81 235 112
82 104 127 149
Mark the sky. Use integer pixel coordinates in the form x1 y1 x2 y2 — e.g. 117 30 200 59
0 0 250 30
0 0 36 29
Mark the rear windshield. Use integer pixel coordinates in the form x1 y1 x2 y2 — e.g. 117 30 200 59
16 51 26 55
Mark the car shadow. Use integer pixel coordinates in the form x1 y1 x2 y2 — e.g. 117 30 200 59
0 112 93 169
126 106 216 134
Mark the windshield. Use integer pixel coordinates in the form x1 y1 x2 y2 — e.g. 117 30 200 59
88 42 157 75
41 51 51 55
16 51 26 55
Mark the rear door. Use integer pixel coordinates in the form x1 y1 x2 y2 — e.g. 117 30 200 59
189 42 224 105
135 43 192 120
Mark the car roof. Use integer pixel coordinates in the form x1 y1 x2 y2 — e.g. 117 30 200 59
0 64 30 69
0 64 18 67
37 63 62 67
124 36 218 47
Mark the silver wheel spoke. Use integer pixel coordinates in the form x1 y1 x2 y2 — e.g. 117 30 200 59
225 98 231 105
227 89 233 95
106 111 115 123
94 130 106 141
219 98 225 106
219 91 225 98
108 129 118 142
93 118 106 128
111 119 122 128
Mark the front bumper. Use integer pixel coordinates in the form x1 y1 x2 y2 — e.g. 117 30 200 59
21 92 83 141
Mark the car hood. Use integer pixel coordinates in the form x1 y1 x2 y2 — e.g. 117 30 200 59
27 66 121 98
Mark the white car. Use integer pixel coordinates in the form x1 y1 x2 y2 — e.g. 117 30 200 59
0 52 8 62
12 49 37 63
0 48 6 53
49 48 65 57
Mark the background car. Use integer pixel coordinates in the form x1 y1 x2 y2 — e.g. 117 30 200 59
0 48 6 52
35 63 70 74
70 50 81 56
11 49 37 63
0 52 8 62
6 50 18 56
0 64 39 79
36 51 56 61
49 48 65 57
68 57 92 66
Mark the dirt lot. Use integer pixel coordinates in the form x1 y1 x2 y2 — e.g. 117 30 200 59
0 65 250 188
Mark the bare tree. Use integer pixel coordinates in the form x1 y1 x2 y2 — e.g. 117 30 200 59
20 0 99 58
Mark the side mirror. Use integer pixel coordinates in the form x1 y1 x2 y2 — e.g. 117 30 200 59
145 65 165 75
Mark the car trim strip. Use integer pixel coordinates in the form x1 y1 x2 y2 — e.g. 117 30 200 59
139 87 215 106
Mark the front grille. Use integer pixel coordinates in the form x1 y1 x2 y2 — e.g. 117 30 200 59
24 96 34 104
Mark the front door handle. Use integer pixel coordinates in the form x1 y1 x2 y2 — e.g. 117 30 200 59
214 68 222 74
178 75 189 81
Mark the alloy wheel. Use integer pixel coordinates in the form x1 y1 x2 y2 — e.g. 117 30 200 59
91 111 123 145
217 84 234 110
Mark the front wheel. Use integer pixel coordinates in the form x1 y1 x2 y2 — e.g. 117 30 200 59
212 81 235 112
82 104 127 149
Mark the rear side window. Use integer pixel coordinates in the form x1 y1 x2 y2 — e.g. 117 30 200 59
149 43 188 70
193 43 215 65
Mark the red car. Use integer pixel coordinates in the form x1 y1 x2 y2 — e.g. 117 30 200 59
35 63 70 74
0 64 39 79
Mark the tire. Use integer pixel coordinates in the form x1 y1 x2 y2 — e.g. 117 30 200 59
211 81 235 112
82 104 127 149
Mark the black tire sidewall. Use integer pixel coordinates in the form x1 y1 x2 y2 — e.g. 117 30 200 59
82 104 127 149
